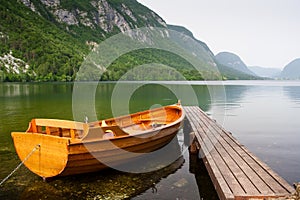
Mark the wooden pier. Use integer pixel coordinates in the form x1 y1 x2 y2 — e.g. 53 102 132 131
184 106 294 200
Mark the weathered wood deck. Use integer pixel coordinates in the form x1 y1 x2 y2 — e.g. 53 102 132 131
184 106 294 200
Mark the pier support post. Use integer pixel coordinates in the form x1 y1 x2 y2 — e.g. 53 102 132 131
189 132 199 154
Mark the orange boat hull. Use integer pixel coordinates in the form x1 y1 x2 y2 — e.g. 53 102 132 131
11 104 184 179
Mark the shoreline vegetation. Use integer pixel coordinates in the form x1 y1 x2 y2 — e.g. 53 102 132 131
0 48 261 82
0 65 261 82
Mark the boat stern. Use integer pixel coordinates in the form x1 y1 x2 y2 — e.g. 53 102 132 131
11 132 70 179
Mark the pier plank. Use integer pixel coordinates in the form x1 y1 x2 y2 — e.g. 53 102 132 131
197 107 294 194
186 107 248 195
195 110 275 194
184 106 294 200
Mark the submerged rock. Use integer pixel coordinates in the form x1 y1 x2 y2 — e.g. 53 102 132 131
173 178 188 188
283 183 300 200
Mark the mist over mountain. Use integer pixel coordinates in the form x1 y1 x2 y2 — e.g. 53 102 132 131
249 66 281 78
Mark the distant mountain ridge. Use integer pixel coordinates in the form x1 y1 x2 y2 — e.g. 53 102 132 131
215 52 256 76
280 58 300 79
165 25 259 80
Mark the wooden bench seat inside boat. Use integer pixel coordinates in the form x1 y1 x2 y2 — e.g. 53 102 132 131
27 119 89 139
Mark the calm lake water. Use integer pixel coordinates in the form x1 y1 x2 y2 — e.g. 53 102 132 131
0 81 299 199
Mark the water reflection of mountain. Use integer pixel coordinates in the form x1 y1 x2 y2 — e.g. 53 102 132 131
204 85 249 113
0 83 73 97
283 86 300 103
191 85 211 112
224 85 249 102
0 83 30 97
122 83 211 112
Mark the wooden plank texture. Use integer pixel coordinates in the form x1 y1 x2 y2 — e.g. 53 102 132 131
184 106 294 200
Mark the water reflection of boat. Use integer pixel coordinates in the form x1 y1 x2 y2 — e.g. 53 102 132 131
18 141 185 200
11 103 184 179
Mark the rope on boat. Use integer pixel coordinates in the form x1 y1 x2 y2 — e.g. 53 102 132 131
0 144 40 186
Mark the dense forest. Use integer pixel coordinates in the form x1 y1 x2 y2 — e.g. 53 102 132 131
0 0 258 82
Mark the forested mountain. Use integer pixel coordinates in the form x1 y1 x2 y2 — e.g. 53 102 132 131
0 0 256 81
0 0 167 81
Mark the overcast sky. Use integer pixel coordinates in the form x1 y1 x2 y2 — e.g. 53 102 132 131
138 0 300 69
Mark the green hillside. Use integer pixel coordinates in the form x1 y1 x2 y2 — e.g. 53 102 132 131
0 0 87 81
0 0 257 82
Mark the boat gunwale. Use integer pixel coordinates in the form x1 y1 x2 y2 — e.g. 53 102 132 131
74 104 185 144
70 120 183 146
19 103 185 145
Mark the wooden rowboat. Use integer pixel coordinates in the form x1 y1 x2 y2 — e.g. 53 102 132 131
11 103 185 179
